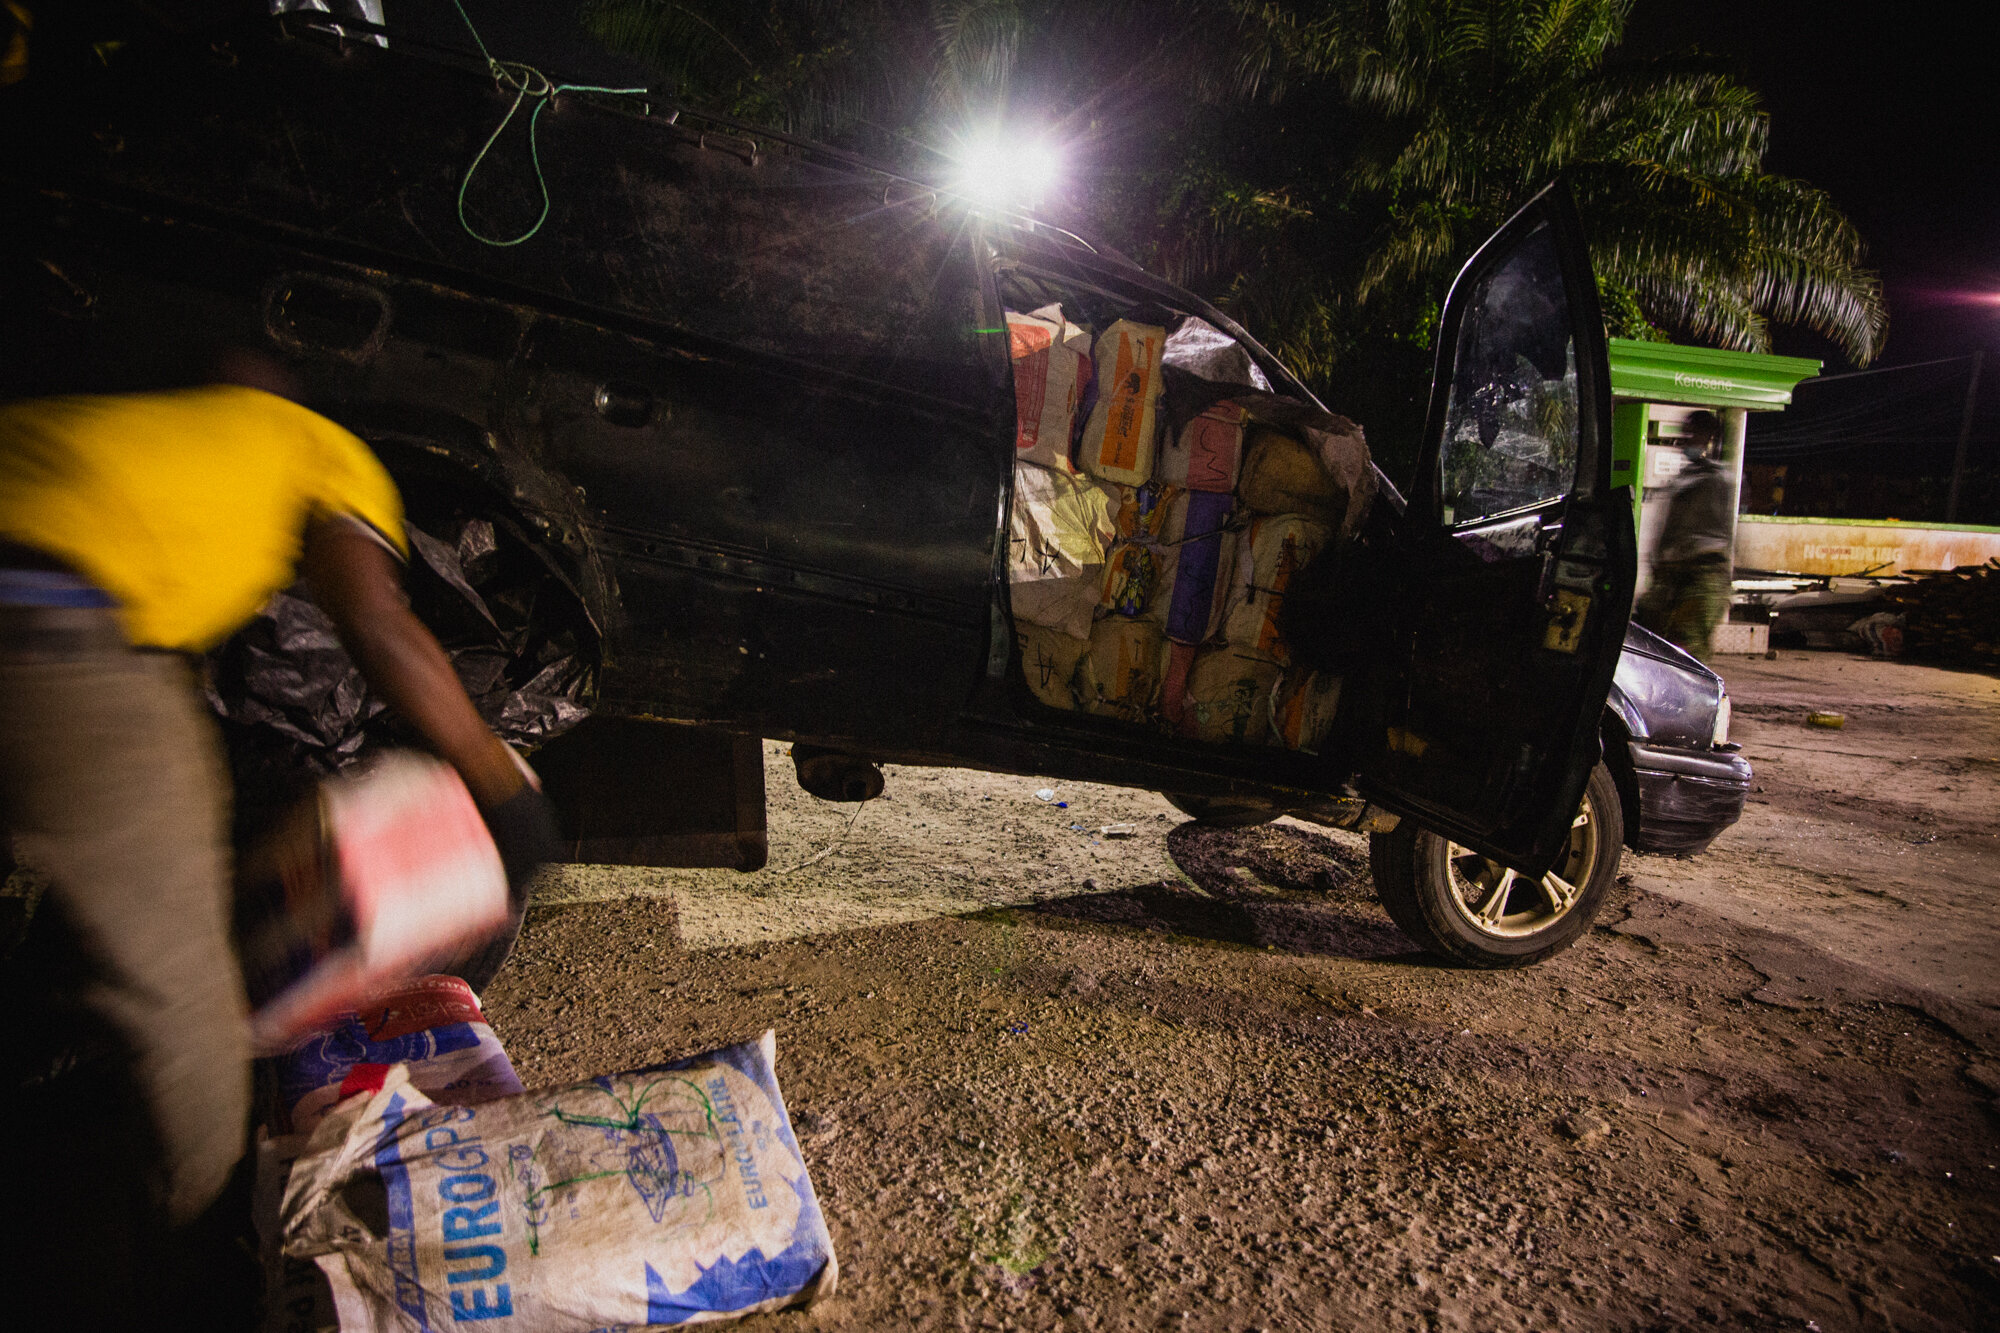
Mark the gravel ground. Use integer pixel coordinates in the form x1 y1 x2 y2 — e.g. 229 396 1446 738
479 650 2000 1332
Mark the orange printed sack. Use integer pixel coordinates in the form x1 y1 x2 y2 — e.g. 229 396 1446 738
1078 320 1164 486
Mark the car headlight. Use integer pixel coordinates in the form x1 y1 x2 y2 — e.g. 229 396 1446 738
1712 692 1732 748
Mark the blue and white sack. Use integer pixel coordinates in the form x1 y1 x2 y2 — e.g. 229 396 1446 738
280 1030 837 1329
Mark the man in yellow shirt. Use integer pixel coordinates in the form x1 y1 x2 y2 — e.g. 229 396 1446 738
0 351 557 1316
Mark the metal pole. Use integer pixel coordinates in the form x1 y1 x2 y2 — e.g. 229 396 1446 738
1719 406 1748 578
1946 349 1984 523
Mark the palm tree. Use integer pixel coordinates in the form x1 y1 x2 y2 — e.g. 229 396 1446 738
1271 0 1885 363
576 2 918 152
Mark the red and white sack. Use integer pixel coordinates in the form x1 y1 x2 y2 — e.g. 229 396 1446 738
245 751 513 1055
256 976 524 1331
1159 400 1247 494
1007 304 1093 472
271 975 523 1137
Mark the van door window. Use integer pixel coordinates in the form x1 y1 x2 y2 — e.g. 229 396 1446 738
1438 224 1578 525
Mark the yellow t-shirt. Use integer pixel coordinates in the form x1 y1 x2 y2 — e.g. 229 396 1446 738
0 384 408 650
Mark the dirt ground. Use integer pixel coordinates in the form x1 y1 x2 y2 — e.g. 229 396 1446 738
479 649 2000 1331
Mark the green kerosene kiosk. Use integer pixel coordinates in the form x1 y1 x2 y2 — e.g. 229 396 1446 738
1605 339 1822 590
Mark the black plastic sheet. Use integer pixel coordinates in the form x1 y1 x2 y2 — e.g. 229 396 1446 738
207 514 594 843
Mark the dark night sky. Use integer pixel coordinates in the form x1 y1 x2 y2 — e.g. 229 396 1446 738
1625 2 2000 374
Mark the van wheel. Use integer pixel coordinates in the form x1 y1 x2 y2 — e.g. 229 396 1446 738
443 888 527 994
1369 761 1622 968
1163 793 1280 827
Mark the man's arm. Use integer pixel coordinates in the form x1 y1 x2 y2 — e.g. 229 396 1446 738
298 516 526 808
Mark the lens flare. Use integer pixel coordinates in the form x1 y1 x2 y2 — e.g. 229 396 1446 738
948 127 1062 210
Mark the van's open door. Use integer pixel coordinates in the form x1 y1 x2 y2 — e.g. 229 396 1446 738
1353 186 1636 875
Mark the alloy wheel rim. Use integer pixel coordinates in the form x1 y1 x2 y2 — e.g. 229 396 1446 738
1441 792 1598 940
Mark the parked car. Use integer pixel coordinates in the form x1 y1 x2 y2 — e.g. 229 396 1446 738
1368 620 1749 966
2 13 1644 968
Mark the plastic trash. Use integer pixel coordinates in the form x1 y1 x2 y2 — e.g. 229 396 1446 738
1160 315 1272 396
1808 710 1846 729
208 515 594 845
1098 823 1137 839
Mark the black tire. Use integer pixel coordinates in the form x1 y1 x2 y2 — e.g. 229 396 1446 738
444 887 527 994
1162 793 1280 827
1369 761 1623 968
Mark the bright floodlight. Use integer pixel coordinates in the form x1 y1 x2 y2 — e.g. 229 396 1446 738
950 128 1062 210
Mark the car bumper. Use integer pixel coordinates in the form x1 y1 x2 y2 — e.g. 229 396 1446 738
1627 741 1753 856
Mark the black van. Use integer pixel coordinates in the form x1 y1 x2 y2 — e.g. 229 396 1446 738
1 12 1640 966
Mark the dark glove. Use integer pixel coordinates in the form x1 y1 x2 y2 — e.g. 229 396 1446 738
481 782 562 902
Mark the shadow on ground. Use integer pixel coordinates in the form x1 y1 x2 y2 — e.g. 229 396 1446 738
1027 819 1420 961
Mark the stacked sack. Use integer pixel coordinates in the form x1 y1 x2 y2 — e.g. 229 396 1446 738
1007 310 1374 753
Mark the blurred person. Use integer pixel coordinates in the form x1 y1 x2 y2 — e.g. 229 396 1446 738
0 349 557 1320
1637 410 1735 661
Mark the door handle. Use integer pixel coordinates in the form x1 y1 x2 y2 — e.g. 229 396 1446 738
1534 519 1564 607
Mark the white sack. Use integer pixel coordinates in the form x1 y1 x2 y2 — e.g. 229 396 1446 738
282 1031 835 1330
1009 458 1117 639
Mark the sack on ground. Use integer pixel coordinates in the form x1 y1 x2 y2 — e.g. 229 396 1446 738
1078 320 1165 486
1007 304 1092 473
1009 459 1118 639
282 1030 836 1331
257 977 525 1332
271 975 522 1136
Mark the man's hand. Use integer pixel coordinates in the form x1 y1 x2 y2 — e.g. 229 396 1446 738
300 517 559 888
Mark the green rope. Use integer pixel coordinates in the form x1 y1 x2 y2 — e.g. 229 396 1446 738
450 0 649 247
